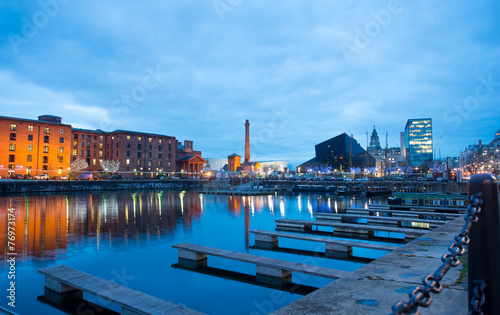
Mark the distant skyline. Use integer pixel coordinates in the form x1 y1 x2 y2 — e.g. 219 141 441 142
1 1 499 167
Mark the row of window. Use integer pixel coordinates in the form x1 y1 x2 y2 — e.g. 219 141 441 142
9 134 65 143
73 133 173 144
8 154 63 163
9 144 64 152
10 124 65 134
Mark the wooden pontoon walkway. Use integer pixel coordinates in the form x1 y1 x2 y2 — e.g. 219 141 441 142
344 207 460 220
172 242 349 280
250 229 399 258
39 265 204 315
314 213 445 228
275 219 427 240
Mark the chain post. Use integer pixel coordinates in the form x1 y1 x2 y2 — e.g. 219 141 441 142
468 173 500 314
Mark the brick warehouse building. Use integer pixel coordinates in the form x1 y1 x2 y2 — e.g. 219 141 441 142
0 115 202 179
0 115 72 178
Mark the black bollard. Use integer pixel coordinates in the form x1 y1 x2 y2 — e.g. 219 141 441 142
468 173 500 314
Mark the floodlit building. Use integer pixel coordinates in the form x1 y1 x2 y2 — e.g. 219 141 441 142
0 115 72 178
405 118 433 168
298 133 375 172
0 114 201 179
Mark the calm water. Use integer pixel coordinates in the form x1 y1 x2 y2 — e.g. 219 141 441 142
0 190 392 315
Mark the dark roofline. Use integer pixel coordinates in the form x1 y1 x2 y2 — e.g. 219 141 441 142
72 128 108 133
110 129 174 138
0 115 72 127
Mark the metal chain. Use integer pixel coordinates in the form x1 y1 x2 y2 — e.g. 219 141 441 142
469 279 486 315
391 193 483 315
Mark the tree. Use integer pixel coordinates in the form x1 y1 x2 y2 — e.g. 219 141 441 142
100 160 120 174
70 158 88 172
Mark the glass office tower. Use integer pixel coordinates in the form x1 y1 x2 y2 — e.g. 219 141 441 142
405 118 433 168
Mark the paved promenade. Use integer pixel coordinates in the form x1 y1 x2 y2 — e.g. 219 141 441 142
273 217 468 315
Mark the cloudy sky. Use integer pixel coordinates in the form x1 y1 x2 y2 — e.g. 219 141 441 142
1 0 499 167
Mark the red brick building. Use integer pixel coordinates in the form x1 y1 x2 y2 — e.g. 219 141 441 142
1 114 202 179
0 115 72 178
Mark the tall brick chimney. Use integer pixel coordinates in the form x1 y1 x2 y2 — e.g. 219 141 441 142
245 120 250 163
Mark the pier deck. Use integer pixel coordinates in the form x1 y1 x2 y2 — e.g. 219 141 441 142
344 207 460 220
275 219 428 240
39 265 203 315
251 229 398 258
172 242 349 280
314 213 445 228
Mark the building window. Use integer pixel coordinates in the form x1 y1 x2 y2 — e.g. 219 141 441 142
81 142 84 148
10 133 16 141
43 156 48 164
127 151 130 157
28 135 33 141
86 150 90 157
43 146 49 153
148 152 152 158
149 145 152 150
74 134 78 140
149 138 152 142
100 136 103 141
138 144 142 150
8 164 15 170
159 139 162 144
159 145 162 151
60 137 64 143
73 140 77 147
44 136 49 143
168 144 172 151
148 160 152 166
99 143 103 149
126 159 130 165
27 155 32 162
81 135 84 140
9 144 15 151
137 160 141 165
93 159 97 165
127 135 130 140
94 135 97 140
80 150 84 156
99 159 103 165
8 155 15 162
59 156 64 163
138 152 142 158
58 146 63 153
99 151 103 157
127 143 130 148
116 150 119 157
43 165 48 171
159 153 162 159
28 125 33 131
87 135 91 140
44 127 50 134
27 144 32 151
73 149 77 156
138 137 142 142
60 129 65 134
10 124 16 131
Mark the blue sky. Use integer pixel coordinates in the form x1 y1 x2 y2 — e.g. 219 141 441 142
1 0 499 167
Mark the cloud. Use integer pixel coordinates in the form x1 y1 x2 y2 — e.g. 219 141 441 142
0 0 499 167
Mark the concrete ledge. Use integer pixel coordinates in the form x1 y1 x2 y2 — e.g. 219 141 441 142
272 217 468 315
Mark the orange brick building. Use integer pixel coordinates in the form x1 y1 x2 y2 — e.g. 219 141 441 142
0 114 202 179
0 115 72 178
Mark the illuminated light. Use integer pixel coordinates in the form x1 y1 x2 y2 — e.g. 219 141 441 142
179 191 185 214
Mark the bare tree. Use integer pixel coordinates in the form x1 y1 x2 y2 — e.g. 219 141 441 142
100 160 120 174
70 158 88 171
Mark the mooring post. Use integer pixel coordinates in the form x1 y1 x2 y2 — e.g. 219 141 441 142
468 173 500 314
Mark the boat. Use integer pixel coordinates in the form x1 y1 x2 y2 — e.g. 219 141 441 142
293 184 337 194
388 192 467 208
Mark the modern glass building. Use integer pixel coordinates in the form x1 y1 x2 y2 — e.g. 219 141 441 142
405 118 433 168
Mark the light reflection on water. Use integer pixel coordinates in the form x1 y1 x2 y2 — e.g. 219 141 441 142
0 190 387 315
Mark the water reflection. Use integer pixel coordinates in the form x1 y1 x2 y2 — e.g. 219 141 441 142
0 191 385 264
